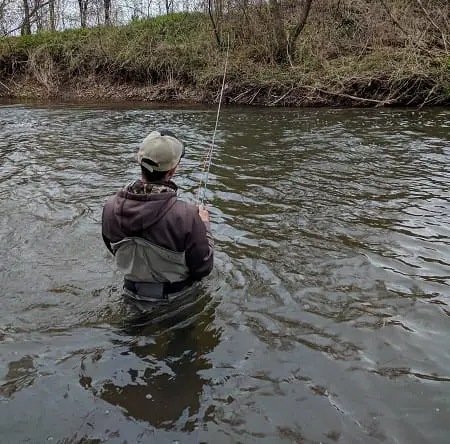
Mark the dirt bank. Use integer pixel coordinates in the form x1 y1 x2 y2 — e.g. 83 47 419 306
2 71 448 108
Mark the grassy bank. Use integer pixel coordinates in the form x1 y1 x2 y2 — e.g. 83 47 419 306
0 4 448 107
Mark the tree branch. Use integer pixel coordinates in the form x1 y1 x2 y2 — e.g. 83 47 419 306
208 0 221 48
2 0 50 36
303 85 395 105
287 0 314 65
3 12 44 35
415 0 448 54
378 0 409 38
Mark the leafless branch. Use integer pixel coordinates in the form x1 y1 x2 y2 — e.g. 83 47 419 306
415 0 448 54
208 0 221 48
2 0 50 36
378 0 409 38
304 85 395 105
0 80 11 91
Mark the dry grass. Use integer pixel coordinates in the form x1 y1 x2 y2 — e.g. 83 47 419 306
0 2 448 107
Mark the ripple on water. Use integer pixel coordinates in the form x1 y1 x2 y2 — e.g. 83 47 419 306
0 104 449 443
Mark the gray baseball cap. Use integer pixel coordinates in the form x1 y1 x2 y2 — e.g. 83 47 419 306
137 130 184 172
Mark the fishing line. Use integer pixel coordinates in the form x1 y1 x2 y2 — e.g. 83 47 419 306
196 34 230 205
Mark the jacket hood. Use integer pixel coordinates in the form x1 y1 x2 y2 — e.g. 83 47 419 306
112 181 178 234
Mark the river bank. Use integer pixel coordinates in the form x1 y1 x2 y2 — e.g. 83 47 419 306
3 62 449 108
1 10 448 107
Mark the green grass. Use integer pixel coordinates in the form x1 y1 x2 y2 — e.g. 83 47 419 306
0 9 448 106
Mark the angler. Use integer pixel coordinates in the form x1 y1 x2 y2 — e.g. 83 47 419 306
101 130 214 311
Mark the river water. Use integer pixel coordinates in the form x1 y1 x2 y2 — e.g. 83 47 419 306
0 103 449 443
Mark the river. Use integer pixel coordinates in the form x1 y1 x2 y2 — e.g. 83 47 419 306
0 102 449 443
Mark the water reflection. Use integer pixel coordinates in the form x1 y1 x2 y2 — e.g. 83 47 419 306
79 294 220 429
0 355 37 398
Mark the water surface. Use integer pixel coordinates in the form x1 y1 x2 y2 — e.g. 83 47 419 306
0 103 449 443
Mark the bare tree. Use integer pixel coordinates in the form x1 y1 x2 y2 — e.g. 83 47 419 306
35 0 47 31
78 0 88 27
286 0 313 64
208 0 221 47
104 0 111 24
268 0 286 63
49 0 55 30
268 0 314 64
0 0 13 34
22 0 31 34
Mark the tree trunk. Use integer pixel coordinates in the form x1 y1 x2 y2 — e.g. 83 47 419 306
268 0 287 64
104 0 111 24
78 0 88 27
216 0 222 18
22 0 31 35
208 0 221 47
165 0 172 14
287 0 314 63
49 0 55 30
36 7 43 31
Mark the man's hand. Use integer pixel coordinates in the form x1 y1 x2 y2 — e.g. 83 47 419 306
198 204 210 223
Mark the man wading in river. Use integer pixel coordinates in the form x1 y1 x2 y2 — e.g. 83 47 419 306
101 130 214 310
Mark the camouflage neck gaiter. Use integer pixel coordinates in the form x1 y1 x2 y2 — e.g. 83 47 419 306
125 179 177 196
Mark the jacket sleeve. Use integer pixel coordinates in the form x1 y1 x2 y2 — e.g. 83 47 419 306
185 209 214 280
102 233 114 255
101 202 115 255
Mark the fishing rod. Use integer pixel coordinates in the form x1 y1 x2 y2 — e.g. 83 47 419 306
196 34 230 205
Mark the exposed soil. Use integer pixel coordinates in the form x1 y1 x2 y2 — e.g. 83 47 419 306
1 74 448 108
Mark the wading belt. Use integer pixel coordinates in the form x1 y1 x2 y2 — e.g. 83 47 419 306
123 278 194 300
